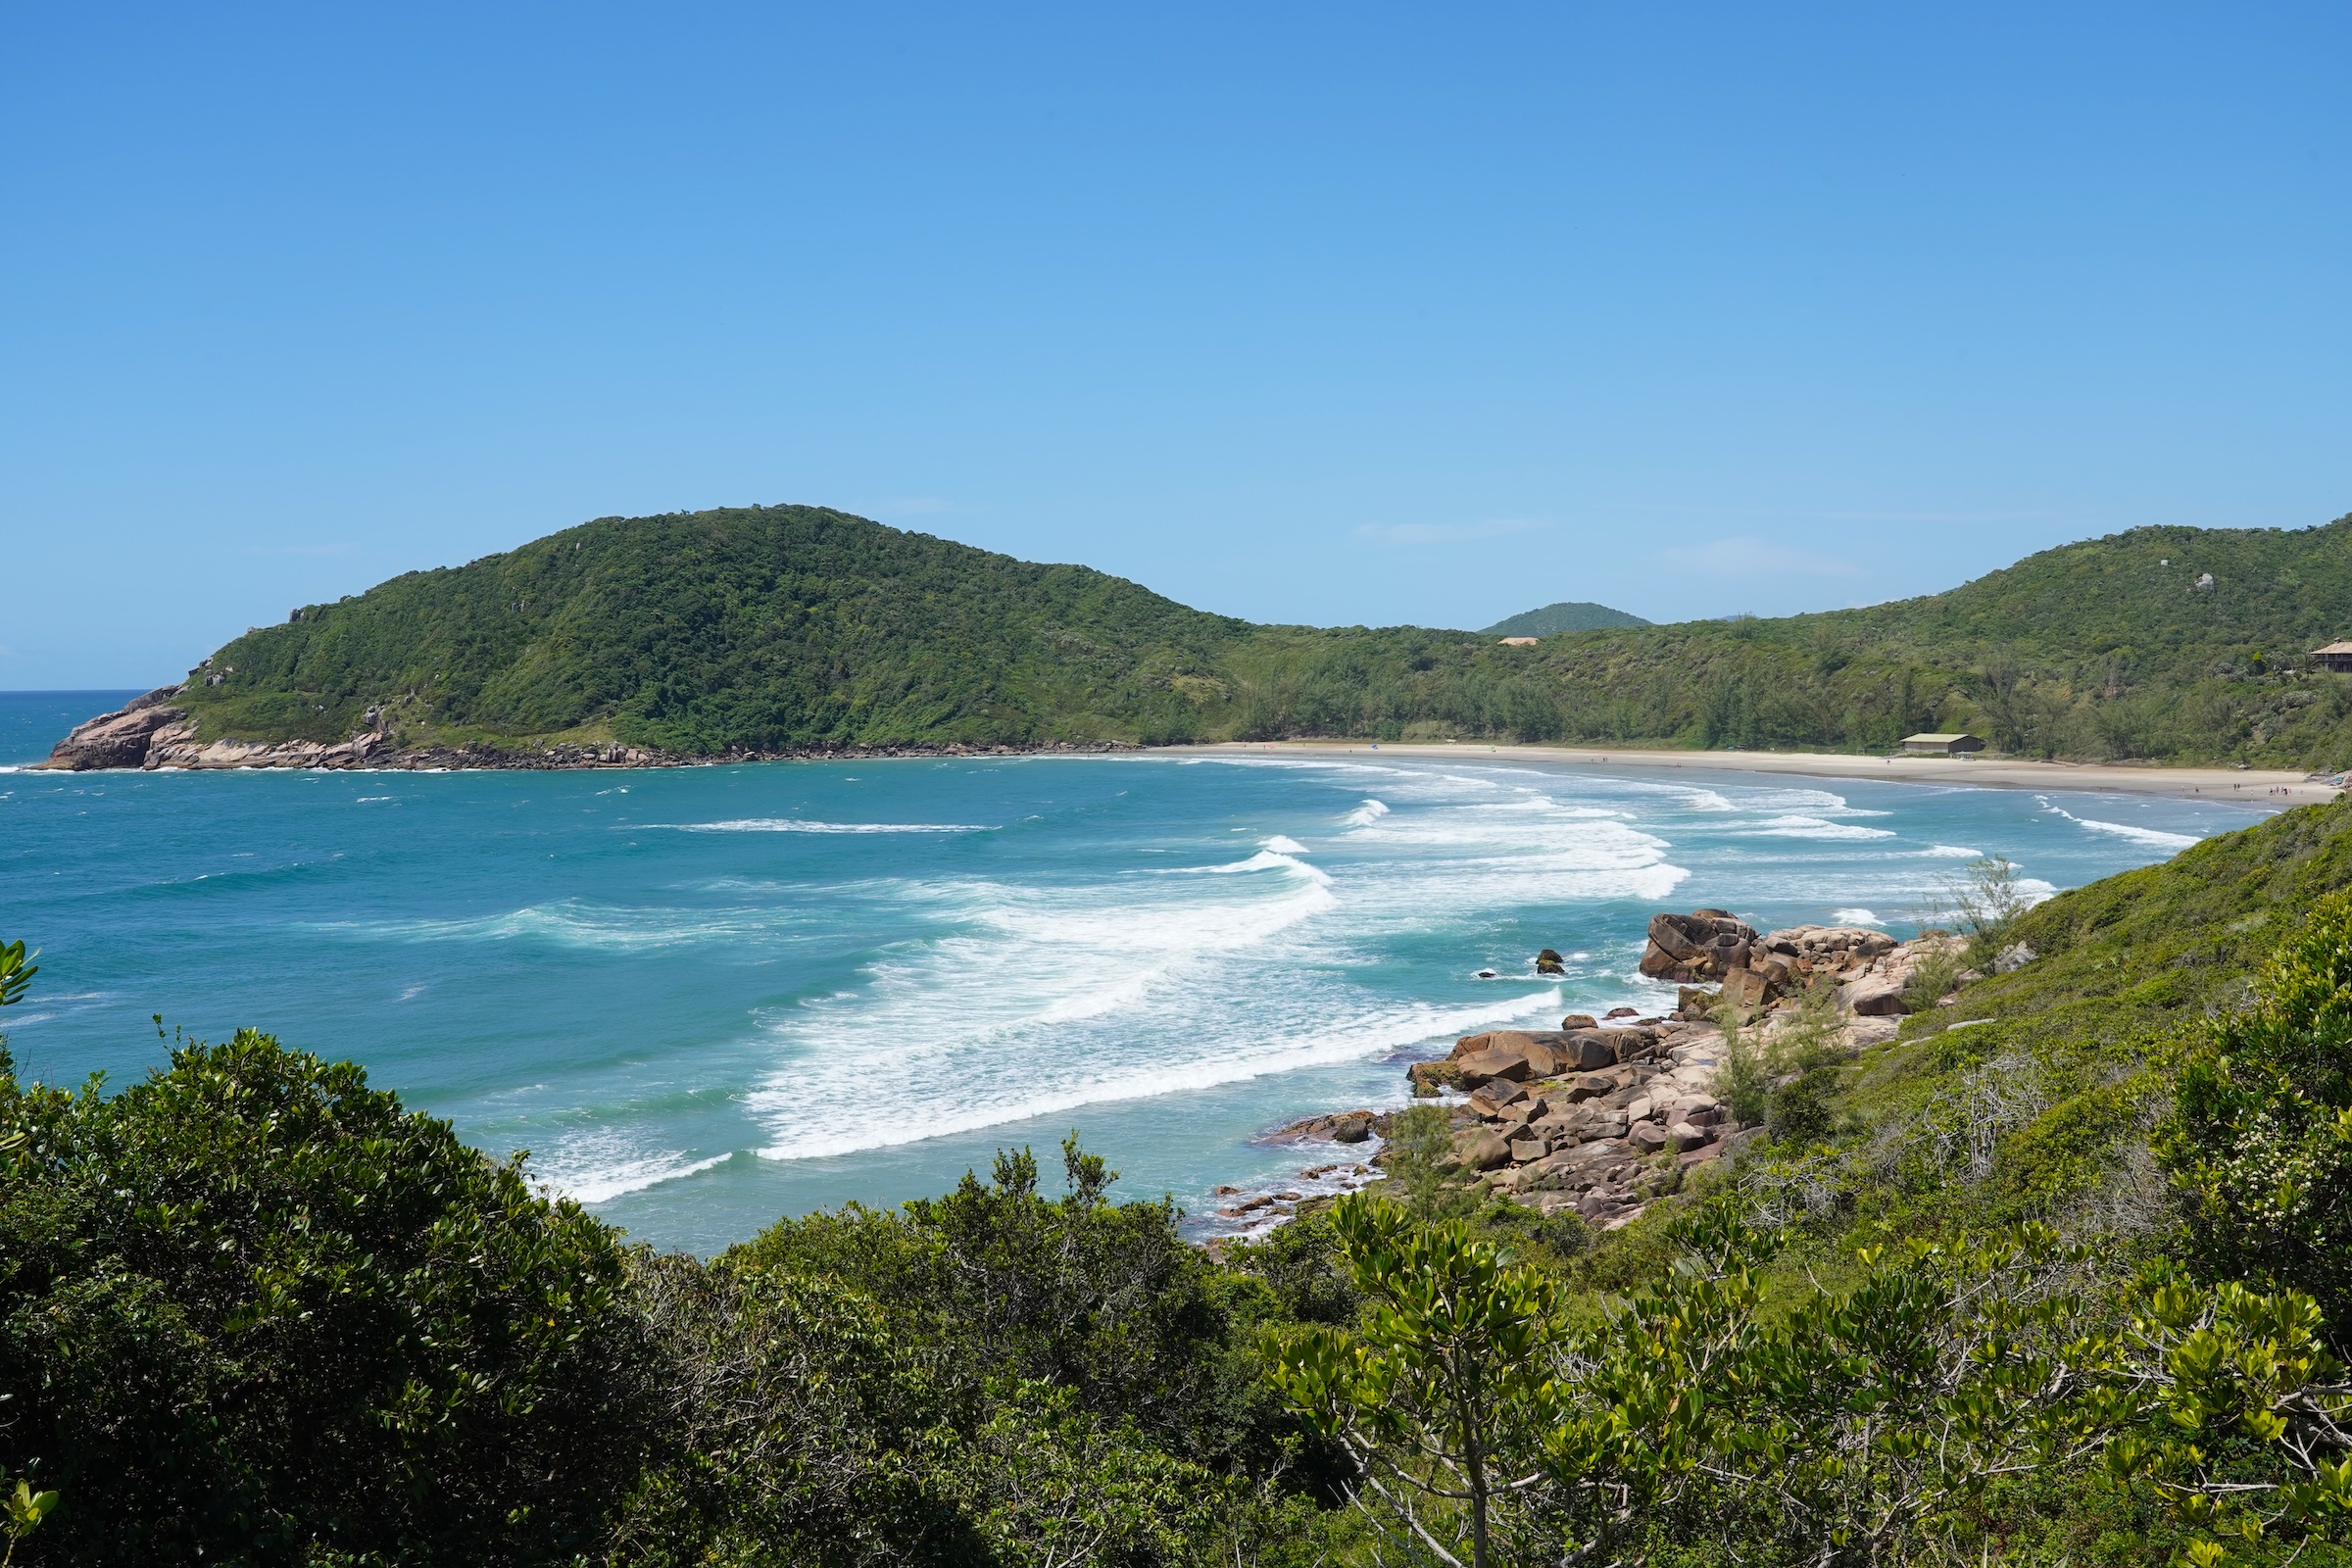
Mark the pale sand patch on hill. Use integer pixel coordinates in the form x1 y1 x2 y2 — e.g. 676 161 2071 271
1180 740 2340 806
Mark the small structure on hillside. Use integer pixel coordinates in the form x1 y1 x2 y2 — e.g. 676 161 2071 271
1901 732 1985 756
2310 642 2352 672
1498 636 1540 647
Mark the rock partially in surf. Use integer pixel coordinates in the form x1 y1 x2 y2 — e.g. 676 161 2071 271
1407 1059 1461 1096
1535 948 1566 975
1561 1013 1597 1029
36 685 189 769
1474 968 1500 980
1262 1107 1384 1145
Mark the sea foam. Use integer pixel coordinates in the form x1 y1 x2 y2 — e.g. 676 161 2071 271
657 817 990 834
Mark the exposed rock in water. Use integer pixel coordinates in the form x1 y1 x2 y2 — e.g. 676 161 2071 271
36 685 190 769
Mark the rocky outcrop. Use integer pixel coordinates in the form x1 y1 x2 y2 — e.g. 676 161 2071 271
1638 908 1760 983
1418 1014 1747 1229
1263 1108 1381 1146
37 696 1148 772
36 685 190 769
1385 910 1962 1230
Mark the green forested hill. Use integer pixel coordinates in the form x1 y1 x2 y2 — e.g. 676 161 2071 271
184 506 1253 753
1477 600 1651 637
176 504 2352 764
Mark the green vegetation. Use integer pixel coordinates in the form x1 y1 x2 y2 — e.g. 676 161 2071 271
1477 601 1651 638
174 503 2352 765
17 797 2352 1563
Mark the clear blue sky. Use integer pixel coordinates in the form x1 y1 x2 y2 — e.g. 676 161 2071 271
4 5 2347 687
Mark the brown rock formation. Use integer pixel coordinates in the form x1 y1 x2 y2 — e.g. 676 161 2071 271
35 686 189 769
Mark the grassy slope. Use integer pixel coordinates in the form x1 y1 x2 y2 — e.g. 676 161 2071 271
178 504 2352 763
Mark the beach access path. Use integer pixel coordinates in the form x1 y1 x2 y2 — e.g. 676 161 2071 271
1184 740 2340 806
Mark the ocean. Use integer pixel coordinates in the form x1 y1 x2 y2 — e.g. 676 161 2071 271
0 691 2273 1253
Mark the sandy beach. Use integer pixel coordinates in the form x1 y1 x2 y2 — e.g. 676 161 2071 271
1185 740 2342 806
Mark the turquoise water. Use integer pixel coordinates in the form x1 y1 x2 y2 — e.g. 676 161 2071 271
0 692 2273 1253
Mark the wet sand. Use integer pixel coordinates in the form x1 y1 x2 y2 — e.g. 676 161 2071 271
1183 740 2339 806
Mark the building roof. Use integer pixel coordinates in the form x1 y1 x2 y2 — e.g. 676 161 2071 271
1901 733 1981 743
2311 642 2352 656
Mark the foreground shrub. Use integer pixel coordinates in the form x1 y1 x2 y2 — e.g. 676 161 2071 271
2164 888 2352 1343
0 1031 649 1567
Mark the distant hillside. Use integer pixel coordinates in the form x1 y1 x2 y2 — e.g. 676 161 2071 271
180 506 1253 753
1479 601 1650 637
167 505 2352 766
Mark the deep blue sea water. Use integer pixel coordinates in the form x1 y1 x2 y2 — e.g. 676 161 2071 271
0 691 2275 1252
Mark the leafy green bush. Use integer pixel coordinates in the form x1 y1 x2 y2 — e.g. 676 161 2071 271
726 1136 1283 1471
0 1030 649 1567
2163 888 2352 1341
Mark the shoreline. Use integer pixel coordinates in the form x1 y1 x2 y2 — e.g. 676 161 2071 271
32 687 2338 807
1172 739 2341 806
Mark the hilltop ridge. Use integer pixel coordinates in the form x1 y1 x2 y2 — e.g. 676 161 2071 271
1478 601 1651 637
42 503 2352 769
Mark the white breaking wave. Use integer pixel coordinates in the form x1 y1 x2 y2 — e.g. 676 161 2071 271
1743 814 1898 841
2044 805 2200 850
1162 849 1332 884
545 1143 735 1204
737 766 1696 1163
1921 844 1984 858
753 990 1560 1161
655 818 990 834
1341 799 1390 827
1831 908 1883 926
316 899 812 950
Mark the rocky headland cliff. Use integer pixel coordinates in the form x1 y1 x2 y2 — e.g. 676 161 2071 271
33 685 1140 771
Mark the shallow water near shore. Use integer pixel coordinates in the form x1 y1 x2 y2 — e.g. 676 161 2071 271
0 693 2274 1253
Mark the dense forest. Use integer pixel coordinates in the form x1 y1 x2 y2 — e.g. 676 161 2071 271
172 504 2352 766
1477 601 1652 638
9 796 2352 1565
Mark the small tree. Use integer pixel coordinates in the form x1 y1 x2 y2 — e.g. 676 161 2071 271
1269 1195 1559 1568
1943 855 2034 967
